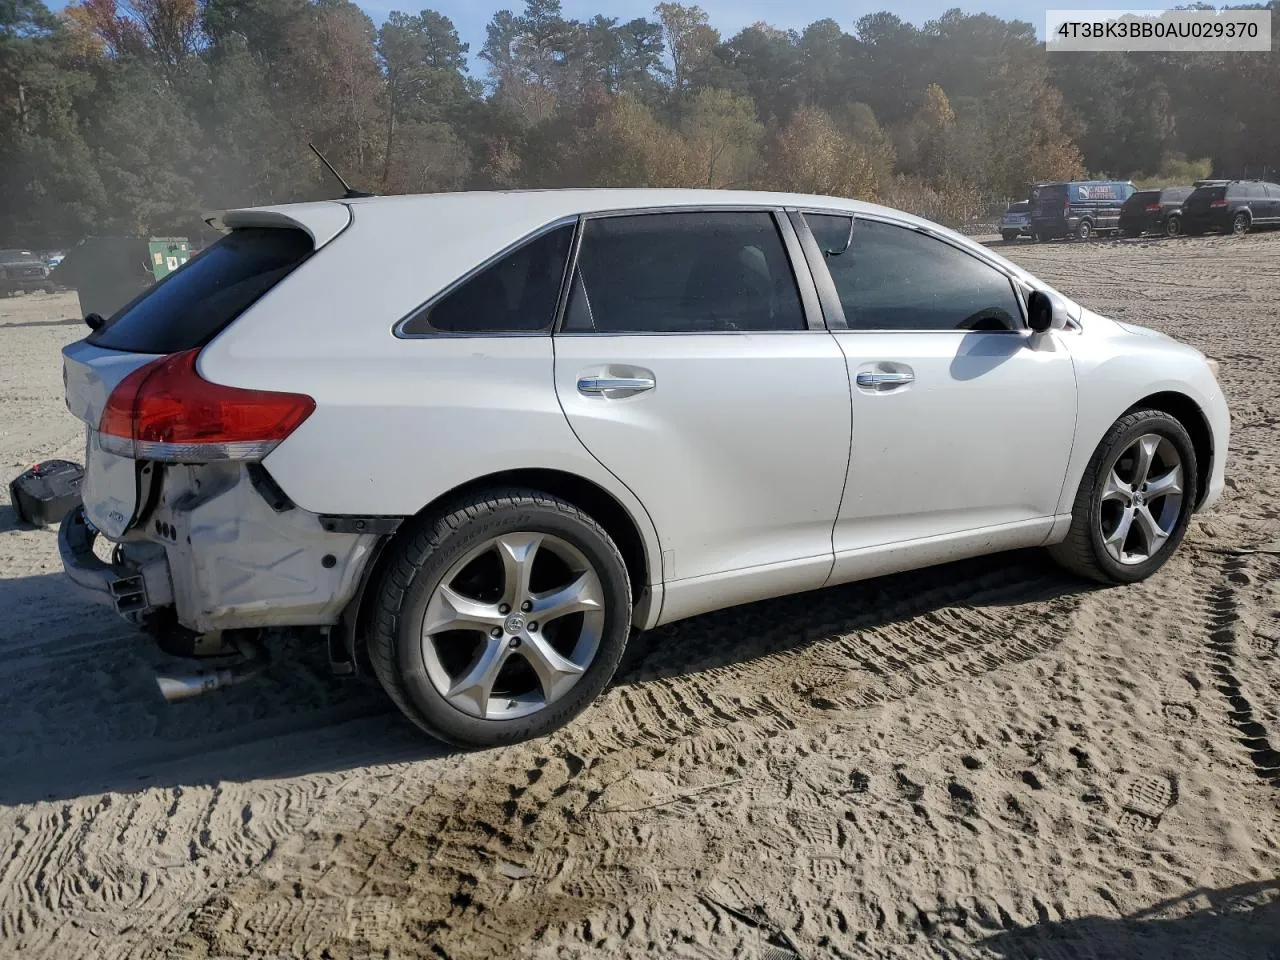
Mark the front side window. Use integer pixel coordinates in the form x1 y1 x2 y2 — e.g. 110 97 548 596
400 223 574 334
562 211 806 334
804 213 1022 333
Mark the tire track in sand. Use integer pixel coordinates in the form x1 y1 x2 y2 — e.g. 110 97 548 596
161 553 1089 959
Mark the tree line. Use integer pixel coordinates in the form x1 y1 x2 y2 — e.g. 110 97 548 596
1 0 1277 246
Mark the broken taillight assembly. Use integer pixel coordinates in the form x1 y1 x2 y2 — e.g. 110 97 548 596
98 349 315 462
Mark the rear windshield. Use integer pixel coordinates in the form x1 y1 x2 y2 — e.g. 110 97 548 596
1188 186 1226 204
88 227 313 354
1125 190 1159 207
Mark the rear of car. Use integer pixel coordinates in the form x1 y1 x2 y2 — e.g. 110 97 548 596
1182 183 1237 235
58 212 383 643
1119 186 1192 237
999 201 1030 241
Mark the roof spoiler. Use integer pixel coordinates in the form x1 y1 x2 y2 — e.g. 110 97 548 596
203 204 353 249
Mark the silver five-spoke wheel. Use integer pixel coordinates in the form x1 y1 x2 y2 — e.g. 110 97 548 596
1098 433 1184 565
420 532 606 720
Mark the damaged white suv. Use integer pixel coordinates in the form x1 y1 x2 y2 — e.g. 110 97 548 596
60 189 1229 747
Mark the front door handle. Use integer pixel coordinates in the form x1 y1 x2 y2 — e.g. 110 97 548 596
855 371 915 389
577 376 656 396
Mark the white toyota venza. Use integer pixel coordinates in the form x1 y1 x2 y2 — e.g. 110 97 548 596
59 189 1229 747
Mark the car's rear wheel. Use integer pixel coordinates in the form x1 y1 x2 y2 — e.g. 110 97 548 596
1232 212 1250 236
1075 220 1094 240
1164 215 1181 237
1048 409 1198 585
368 489 632 747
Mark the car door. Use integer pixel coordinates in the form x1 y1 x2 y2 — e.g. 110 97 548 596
793 212 1078 584
1262 183 1280 223
552 209 852 624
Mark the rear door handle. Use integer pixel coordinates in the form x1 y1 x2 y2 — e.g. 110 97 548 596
577 376 656 396
855 371 914 389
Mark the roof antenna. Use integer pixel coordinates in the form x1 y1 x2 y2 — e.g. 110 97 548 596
308 142 376 199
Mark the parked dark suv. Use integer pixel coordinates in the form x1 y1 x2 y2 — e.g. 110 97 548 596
1029 180 1137 241
1181 180 1280 236
0 249 56 296
1118 185 1194 237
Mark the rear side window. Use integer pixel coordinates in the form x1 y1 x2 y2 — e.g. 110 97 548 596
400 223 574 335
89 227 313 354
805 214 1022 333
562 212 805 334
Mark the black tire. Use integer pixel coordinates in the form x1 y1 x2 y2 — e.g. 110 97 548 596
1164 215 1181 237
368 488 633 748
1048 409 1199 585
1075 219 1094 240
1232 212 1250 236
1001 231 1019 243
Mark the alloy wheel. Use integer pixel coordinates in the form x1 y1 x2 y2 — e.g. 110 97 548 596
1097 434 1185 565
419 532 606 720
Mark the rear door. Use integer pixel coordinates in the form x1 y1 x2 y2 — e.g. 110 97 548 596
1261 183 1280 222
796 212 1077 579
552 209 851 619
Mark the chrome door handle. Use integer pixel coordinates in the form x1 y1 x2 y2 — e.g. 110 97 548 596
855 371 915 388
577 376 656 396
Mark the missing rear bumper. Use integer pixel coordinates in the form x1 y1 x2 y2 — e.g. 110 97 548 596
59 506 173 616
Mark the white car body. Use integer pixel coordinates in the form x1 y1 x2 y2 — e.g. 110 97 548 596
58 189 1228 709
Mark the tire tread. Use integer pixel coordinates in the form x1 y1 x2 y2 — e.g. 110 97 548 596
367 487 630 747
1048 409 1197 585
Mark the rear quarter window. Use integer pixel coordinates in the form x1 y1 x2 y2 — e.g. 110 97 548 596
88 227 314 355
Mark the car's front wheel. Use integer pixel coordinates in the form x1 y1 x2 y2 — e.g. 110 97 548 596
1048 409 1199 585
368 489 633 747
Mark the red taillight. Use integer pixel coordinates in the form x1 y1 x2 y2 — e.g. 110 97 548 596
98 349 315 463
1144 203 1161 212
1210 199 1228 208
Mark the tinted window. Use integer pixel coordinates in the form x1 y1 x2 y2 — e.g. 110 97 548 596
563 212 805 334
1189 186 1225 204
1124 191 1158 210
804 214 1022 333
1163 187 1192 202
1266 183 1280 198
89 228 312 354
401 223 574 334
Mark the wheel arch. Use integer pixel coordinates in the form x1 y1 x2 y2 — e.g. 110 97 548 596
1125 391 1213 510
345 468 659 667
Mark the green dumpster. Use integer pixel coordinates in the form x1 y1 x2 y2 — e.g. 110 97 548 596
49 235 192 321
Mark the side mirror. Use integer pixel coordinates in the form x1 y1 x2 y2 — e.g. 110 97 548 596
1026 290 1053 333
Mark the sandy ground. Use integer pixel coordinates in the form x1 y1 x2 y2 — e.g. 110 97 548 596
1 233 1278 960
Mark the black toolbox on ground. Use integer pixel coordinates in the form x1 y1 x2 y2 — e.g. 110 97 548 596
8 460 84 528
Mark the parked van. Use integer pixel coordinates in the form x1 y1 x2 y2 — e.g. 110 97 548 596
1029 180 1137 241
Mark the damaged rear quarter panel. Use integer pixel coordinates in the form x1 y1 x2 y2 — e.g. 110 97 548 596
150 462 378 633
